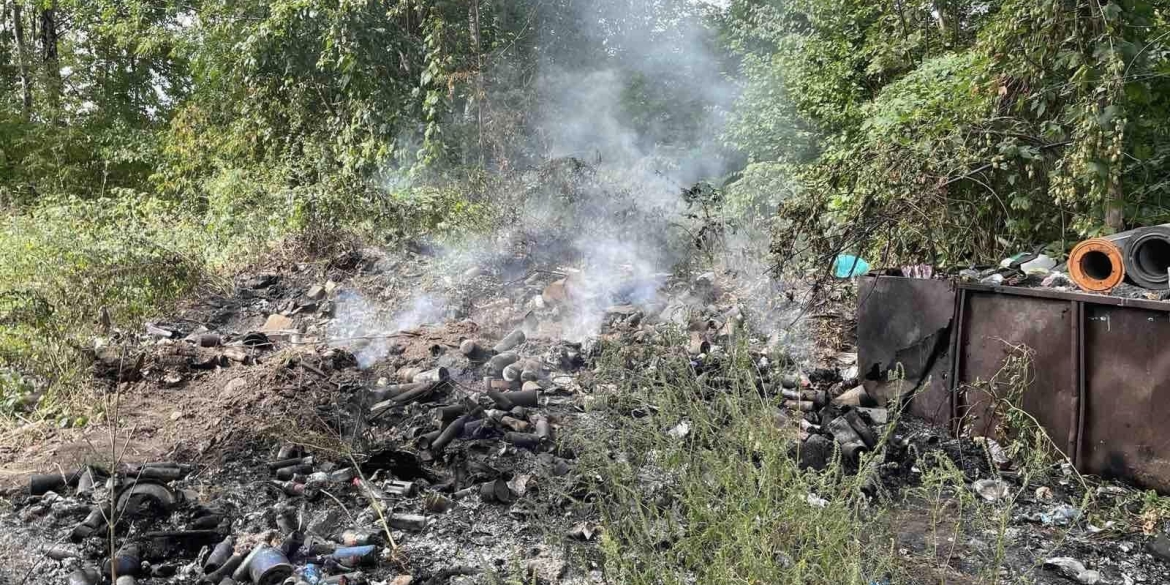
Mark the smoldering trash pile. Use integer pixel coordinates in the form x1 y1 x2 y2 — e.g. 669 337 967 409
1 224 913 585
5 167 1170 584
7 246 1170 585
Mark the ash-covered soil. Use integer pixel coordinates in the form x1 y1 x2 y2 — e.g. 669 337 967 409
1 242 1169 585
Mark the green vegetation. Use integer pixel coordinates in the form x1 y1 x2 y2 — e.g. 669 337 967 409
724 0 1170 265
578 337 903 584
5 2 1170 580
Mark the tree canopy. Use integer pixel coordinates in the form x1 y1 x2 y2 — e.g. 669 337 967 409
3 0 1170 265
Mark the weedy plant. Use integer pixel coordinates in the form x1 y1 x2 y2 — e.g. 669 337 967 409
576 331 904 585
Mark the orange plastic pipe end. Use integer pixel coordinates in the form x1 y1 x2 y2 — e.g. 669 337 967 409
1069 238 1126 292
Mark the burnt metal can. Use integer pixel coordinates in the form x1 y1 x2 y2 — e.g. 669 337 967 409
204 536 235 574
493 329 526 353
67 567 101 585
249 547 293 585
330 545 378 567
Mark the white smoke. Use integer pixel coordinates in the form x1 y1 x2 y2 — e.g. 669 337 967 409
329 290 447 369
340 0 809 358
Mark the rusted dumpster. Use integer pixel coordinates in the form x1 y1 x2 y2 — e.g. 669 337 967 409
858 276 1170 492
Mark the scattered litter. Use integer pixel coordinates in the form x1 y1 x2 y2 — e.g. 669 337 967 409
806 493 828 508
1035 505 1081 526
667 420 691 440
1044 557 1101 584
973 479 1010 501
833 255 870 278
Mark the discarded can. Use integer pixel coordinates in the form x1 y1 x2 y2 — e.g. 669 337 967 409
276 506 299 534
397 367 422 383
249 547 294 585
116 576 137 585
103 544 141 577
501 389 539 407
487 352 519 375
480 479 515 504
437 403 468 423
493 329 526 353
842 409 877 449
67 566 102 585
521 381 542 392
206 553 243 583
76 467 96 494
204 537 236 574
322 572 367 585
298 564 323 585
280 531 305 558
499 416 530 433
533 416 551 440
460 339 483 358
416 430 441 451
276 464 314 481
461 418 486 439
502 363 523 382
827 416 867 461
504 432 544 451
687 332 710 356
277 444 303 460
269 456 314 472
328 468 357 483
334 530 381 547
273 480 309 497
45 544 79 560
389 513 427 531
424 493 454 513
489 378 514 391
29 469 83 496
412 367 449 384
385 479 417 497
330 545 378 567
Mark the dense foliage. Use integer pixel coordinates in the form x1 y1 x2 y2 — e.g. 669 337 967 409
724 0 1170 265
0 0 727 417
4 0 1170 415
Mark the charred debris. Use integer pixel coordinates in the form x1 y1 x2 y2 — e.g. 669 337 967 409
11 228 1170 585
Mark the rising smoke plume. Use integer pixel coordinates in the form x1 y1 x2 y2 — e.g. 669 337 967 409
332 0 809 363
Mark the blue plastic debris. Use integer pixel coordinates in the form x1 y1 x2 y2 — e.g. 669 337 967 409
833 255 870 278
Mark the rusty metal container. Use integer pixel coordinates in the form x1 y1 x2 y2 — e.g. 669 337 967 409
858 276 1170 492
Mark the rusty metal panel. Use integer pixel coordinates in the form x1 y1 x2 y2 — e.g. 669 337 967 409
857 277 956 424
1081 306 1170 491
956 292 1077 454
857 277 1170 492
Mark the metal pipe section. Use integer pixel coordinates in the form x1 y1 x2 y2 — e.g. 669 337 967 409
1069 230 1136 291
1124 224 1170 290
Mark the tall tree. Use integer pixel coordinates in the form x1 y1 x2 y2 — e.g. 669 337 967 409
37 0 59 112
11 1 32 116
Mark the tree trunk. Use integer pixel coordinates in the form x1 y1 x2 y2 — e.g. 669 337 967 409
38 0 60 112
469 0 486 166
1105 177 1124 232
12 1 33 116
